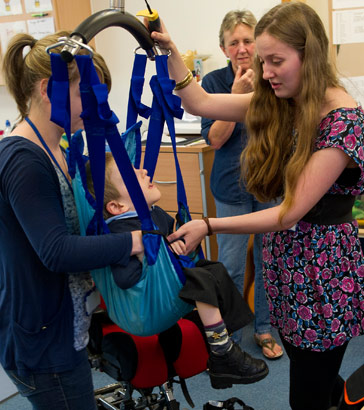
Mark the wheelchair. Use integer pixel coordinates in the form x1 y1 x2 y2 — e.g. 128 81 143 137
88 304 209 410
329 364 364 410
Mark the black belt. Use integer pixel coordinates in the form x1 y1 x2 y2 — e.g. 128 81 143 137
301 194 355 225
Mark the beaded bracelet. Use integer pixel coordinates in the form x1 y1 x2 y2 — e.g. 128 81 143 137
174 69 194 91
202 216 213 236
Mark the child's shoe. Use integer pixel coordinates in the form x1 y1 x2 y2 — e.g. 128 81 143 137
207 342 269 389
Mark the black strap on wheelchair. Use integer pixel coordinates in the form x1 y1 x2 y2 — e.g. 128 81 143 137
180 377 195 408
203 397 254 410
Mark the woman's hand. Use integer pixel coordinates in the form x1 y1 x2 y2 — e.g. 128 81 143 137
130 230 144 259
167 219 208 254
144 18 174 51
232 67 255 94
131 231 144 262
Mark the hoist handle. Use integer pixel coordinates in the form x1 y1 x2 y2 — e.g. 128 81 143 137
59 9 156 62
136 8 161 33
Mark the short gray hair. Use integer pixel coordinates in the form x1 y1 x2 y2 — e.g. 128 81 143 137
219 10 257 47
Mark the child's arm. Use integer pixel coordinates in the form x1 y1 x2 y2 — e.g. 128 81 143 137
169 239 186 255
108 218 144 289
110 256 143 289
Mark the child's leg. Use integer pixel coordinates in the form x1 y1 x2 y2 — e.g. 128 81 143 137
181 261 268 388
195 300 268 388
180 260 253 334
196 301 232 355
195 301 222 325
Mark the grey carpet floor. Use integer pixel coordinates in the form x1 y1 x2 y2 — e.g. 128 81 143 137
1 322 363 409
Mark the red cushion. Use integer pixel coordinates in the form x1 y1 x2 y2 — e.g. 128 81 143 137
100 315 208 387
102 323 168 388
173 318 209 378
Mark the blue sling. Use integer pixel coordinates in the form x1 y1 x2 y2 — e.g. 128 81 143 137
48 51 200 336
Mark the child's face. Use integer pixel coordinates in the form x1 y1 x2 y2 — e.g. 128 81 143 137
110 161 161 210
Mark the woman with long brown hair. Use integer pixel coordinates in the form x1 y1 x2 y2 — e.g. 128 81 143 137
151 3 364 409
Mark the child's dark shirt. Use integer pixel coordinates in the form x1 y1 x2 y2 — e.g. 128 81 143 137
108 205 174 289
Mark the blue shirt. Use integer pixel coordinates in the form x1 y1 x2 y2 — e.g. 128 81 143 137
201 63 249 204
0 137 132 374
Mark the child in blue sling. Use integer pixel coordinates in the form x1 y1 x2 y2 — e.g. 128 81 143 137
86 152 268 389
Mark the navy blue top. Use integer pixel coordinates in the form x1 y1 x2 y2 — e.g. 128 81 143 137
201 63 249 204
0 137 132 374
108 206 174 289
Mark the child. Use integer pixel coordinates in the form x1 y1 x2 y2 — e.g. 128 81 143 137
86 152 268 389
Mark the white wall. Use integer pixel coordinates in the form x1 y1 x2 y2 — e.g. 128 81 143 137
89 0 280 132
0 0 309 132
0 86 18 133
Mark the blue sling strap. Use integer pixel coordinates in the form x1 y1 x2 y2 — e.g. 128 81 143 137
47 51 196 335
48 53 71 138
124 53 151 168
143 55 196 233
143 55 183 179
76 55 157 238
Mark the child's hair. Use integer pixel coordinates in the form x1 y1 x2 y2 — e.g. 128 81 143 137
241 2 340 222
219 10 257 47
2 31 111 121
86 152 124 220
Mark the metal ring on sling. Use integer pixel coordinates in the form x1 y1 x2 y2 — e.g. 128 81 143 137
46 36 94 57
134 45 171 57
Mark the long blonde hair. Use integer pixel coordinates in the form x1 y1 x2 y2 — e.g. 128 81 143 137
2 31 111 121
242 2 340 220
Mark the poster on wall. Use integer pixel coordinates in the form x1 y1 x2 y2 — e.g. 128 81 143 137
0 0 22 16
24 0 52 13
332 9 364 44
333 0 364 9
0 20 26 54
27 16 54 38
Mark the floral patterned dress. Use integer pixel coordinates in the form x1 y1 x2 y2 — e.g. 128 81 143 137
263 107 364 352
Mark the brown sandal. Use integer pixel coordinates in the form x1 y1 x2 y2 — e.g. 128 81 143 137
254 334 284 360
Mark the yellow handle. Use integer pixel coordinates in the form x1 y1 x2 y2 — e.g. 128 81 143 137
136 8 159 21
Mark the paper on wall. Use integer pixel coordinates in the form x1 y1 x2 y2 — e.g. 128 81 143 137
24 0 52 13
0 20 26 55
333 0 364 9
0 0 22 16
27 16 54 39
333 9 364 44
